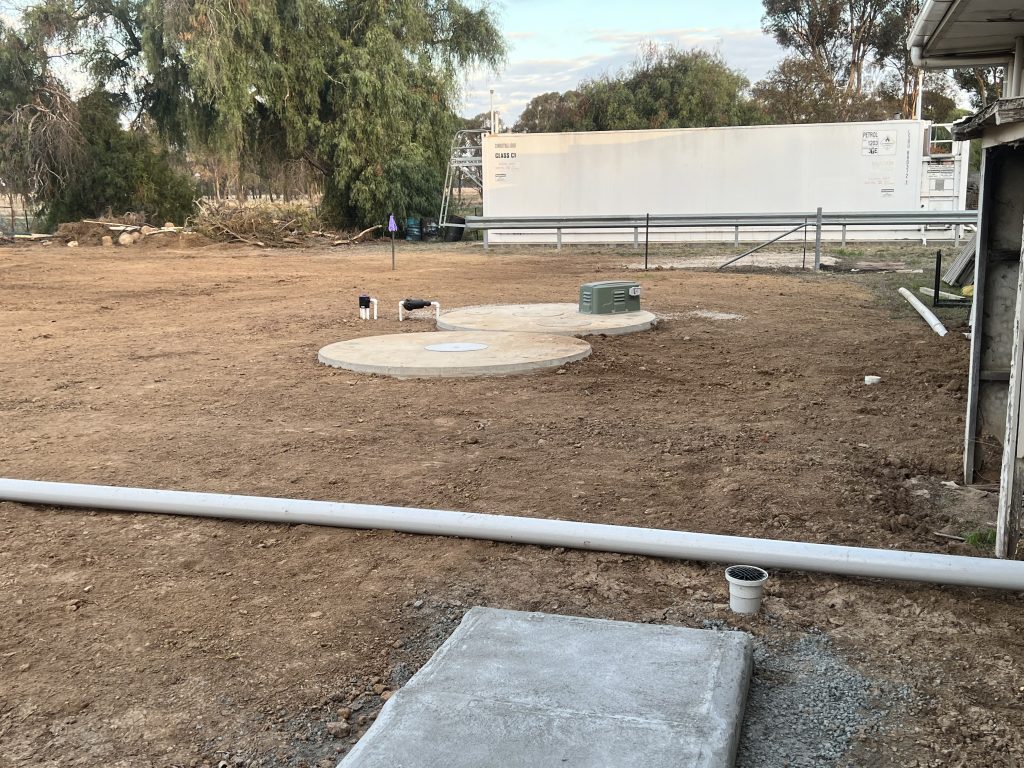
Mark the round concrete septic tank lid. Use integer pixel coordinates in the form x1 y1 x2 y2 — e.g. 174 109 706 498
317 331 591 379
436 303 657 337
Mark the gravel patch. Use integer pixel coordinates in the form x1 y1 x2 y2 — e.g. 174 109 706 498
736 631 910 768
688 309 745 321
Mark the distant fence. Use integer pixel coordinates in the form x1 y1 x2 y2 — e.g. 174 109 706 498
2 196 39 235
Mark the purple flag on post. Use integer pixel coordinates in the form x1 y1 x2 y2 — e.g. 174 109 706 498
387 214 398 233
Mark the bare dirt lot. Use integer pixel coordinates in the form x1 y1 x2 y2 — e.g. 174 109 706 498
1 239 1021 768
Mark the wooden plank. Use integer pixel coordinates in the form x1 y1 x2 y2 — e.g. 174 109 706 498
996 212 1024 559
964 150 992 484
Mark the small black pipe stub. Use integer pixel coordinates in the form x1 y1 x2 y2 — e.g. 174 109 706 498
402 299 434 311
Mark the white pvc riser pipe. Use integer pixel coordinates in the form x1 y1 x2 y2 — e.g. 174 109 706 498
1 479 1023 591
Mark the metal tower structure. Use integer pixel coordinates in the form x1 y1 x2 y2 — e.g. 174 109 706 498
439 129 487 228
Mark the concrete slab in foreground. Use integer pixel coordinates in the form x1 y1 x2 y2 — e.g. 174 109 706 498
318 331 591 378
338 608 753 768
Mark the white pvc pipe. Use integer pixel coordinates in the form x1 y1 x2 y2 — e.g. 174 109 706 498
370 298 378 321
1 479 1022 591
899 287 948 336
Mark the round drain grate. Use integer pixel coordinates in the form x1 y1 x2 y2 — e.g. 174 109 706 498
725 565 768 582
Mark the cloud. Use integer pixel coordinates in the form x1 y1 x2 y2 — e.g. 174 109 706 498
462 27 784 124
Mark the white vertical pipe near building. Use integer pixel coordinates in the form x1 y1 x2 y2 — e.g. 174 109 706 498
915 70 924 120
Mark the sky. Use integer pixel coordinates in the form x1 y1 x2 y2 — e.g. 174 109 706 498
462 0 784 124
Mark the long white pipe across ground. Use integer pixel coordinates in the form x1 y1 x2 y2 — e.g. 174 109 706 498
899 287 948 337
1 478 1022 591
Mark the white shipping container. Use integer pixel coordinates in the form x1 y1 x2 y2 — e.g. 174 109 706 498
481 120 970 243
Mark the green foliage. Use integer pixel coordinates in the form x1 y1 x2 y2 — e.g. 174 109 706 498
762 0 847 77
757 0 987 123
170 0 501 225
0 20 46 112
964 527 997 552
953 67 1004 111
752 56 889 123
0 20 83 207
16 0 504 228
513 47 761 133
43 91 196 226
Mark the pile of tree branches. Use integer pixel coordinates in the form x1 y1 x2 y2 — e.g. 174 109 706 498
190 200 326 247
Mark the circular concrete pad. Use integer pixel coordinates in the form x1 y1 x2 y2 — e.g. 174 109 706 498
318 331 591 378
437 303 657 336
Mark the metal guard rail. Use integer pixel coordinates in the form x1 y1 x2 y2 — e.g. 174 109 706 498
464 211 979 230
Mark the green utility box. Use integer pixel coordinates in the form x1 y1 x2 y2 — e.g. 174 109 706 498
579 280 642 314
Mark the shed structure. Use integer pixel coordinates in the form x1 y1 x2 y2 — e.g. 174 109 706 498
910 0 1024 557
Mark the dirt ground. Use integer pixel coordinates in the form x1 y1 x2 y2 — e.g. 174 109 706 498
0 238 1021 768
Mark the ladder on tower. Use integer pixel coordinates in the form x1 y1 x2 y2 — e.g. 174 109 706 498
439 129 487 228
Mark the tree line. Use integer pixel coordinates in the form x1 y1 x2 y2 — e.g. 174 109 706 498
0 0 1006 230
0 0 503 229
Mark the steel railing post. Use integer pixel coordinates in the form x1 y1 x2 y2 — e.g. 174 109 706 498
644 213 650 270
814 207 823 270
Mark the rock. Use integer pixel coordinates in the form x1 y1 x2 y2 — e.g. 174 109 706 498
412 600 424 609
118 232 134 246
131 231 142 243
140 225 159 236
380 690 394 701
101 235 113 247
372 683 386 695
163 221 175 229
326 721 350 737
67 240 79 248
336 707 352 720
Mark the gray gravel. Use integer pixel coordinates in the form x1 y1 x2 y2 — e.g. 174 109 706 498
735 630 910 768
